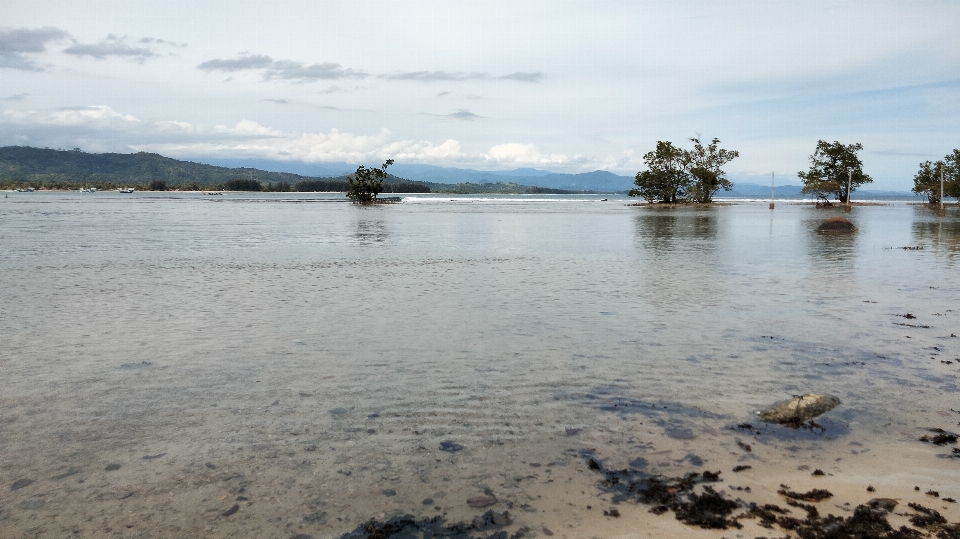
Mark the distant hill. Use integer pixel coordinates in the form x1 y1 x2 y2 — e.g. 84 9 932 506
388 164 633 191
11 147 904 197
720 182 914 199
0 147 591 193
723 183 804 197
0 146 316 187
199 158 359 178
200 160 633 192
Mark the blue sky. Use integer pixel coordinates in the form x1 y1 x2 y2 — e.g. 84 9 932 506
2 0 959 189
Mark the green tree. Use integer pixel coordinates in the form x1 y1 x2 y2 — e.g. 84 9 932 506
629 141 690 203
347 159 394 204
148 179 167 191
685 136 739 203
944 149 960 201
798 141 872 203
629 137 739 203
912 160 948 204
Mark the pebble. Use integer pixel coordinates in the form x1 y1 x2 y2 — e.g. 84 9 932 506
439 441 463 453
467 495 497 508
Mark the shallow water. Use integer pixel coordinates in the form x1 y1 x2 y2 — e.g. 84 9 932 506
2 192 959 538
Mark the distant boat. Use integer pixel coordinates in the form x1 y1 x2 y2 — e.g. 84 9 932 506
204 191 222 195
117 188 134 193
79 187 97 193
16 187 35 192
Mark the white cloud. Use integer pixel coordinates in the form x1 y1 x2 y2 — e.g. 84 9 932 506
213 119 282 137
4 105 139 125
484 143 571 166
134 127 466 165
157 120 196 131
0 106 640 173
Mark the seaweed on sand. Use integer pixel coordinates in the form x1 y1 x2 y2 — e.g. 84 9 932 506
582 452 958 538
585 455 741 530
777 488 834 502
338 511 522 539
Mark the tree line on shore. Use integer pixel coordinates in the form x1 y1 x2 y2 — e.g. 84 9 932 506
4 144 958 201
628 136 960 204
0 176 432 193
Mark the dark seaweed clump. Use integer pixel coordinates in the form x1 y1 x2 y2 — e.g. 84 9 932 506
583 452 960 538
908 503 946 528
932 434 958 445
338 511 524 539
746 500 928 538
777 488 834 502
585 454 740 529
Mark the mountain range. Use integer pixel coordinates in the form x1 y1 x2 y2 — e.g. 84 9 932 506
2 146 913 197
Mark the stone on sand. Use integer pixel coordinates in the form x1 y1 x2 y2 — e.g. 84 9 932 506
758 393 841 425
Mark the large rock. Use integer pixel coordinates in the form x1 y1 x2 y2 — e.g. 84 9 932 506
758 393 841 426
816 217 856 233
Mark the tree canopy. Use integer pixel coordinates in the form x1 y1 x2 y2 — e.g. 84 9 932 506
912 149 960 203
630 141 689 203
347 159 395 203
685 136 740 203
798 141 872 203
629 136 739 203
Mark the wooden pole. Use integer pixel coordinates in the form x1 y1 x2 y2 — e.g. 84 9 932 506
769 171 775 209
846 168 853 212
940 167 946 216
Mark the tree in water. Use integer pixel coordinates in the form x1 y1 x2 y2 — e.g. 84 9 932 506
913 160 947 204
630 141 691 203
685 136 739 203
629 137 738 203
913 149 960 204
347 159 394 204
798 141 871 203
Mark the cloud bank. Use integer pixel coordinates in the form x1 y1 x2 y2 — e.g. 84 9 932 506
1 100 639 172
0 26 68 70
197 54 542 83
64 35 155 61
4 105 140 125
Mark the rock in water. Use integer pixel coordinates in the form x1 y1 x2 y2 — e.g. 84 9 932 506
758 393 840 426
816 217 856 233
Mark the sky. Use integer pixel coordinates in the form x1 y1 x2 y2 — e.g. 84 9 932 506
2 0 959 190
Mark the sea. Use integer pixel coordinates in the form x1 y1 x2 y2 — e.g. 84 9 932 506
2 191 959 538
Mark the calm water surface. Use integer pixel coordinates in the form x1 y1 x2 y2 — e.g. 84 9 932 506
2 192 959 538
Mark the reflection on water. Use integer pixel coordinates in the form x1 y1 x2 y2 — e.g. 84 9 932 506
912 205 960 257
634 207 723 308
807 218 859 268
354 218 389 245
634 206 719 255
